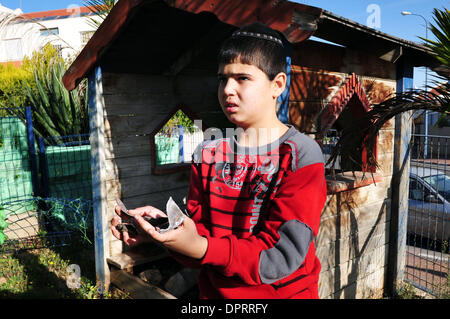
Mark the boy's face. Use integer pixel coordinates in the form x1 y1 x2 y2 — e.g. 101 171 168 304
217 61 284 129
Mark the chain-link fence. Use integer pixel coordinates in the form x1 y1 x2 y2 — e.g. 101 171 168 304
0 108 93 253
406 134 450 297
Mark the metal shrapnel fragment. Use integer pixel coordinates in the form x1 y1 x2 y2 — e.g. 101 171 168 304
160 197 185 234
114 197 185 234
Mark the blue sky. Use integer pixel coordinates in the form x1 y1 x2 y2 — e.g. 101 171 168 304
2 0 448 87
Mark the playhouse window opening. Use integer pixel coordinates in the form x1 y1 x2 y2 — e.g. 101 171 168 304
153 109 203 167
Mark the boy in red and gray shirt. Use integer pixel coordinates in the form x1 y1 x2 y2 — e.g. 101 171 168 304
112 22 327 299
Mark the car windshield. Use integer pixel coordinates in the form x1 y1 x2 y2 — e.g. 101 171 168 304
423 174 450 201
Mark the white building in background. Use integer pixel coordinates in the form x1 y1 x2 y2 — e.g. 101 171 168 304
0 3 99 66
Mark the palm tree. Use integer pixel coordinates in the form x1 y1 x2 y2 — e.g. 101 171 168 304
326 7 450 175
421 8 450 78
83 0 117 29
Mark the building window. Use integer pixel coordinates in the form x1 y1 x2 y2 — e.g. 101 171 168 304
52 44 63 58
3 38 23 61
40 28 59 37
80 31 95 45
150 106 203 175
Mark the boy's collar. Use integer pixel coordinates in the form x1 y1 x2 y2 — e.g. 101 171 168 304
230 125 297 155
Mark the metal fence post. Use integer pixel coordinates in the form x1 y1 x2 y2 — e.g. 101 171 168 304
38 137 49 198
25 107 40 197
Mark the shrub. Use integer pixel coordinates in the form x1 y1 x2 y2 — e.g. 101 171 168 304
0 63 33 112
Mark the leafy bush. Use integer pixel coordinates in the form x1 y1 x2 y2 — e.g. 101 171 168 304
0 44 61 112
22 60 89 139
0 63 33 113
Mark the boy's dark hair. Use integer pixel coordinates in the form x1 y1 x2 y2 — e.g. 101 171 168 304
218 22 287 80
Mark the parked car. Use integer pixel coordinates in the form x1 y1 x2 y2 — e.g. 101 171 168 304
408 166 450 242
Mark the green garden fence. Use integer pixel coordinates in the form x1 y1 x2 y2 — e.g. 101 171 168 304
0 108 93 252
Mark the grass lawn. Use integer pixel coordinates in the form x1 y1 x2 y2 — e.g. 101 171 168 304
0 235 129 299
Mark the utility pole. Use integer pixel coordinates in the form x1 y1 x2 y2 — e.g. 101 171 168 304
401 11 429 158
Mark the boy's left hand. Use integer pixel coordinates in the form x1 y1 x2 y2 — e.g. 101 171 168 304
132 206 208 260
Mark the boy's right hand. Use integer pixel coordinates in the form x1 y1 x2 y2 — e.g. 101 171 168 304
111 205 163 247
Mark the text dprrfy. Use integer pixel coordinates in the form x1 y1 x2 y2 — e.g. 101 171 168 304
226 303 268 314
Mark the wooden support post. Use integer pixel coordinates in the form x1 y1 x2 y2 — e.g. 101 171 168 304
386 56 413 296
88 65 110 295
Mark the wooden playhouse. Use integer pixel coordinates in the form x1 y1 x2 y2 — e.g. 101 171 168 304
63 0 437 298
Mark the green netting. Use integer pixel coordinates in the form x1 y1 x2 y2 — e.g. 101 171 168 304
43 144 92 236
0 117 28 152
0 170 33 198
0 115 94 251
0 117 34 212
48 181 92 200
40 197 93 244
0 197 93 251
155 135 179 165
0 156 30 169
45 145 92 200
46 145 91 179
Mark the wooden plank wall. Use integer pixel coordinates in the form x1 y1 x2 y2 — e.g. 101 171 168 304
102 73 206 256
